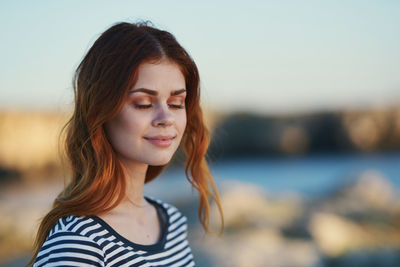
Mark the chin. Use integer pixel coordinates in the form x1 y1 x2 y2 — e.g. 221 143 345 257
146 156 173 166
148 161 171 166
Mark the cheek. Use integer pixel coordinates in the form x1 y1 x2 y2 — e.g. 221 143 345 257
104 119 125 149
105 113 143 147
119 106 150 129
178 112 187 133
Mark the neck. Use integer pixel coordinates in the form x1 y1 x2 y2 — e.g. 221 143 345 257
119 159 149 210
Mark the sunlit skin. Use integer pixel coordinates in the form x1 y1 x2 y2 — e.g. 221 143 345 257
105 60 187 168
100 59 187 244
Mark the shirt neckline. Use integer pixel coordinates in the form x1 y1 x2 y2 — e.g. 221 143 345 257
90 196 170 252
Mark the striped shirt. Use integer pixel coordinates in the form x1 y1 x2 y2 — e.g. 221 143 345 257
34 196 195 266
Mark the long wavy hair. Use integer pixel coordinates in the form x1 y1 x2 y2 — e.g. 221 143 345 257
29 21 224 266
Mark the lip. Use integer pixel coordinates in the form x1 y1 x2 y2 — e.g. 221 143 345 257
144 135 176 147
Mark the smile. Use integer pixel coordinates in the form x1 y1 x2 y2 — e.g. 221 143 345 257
144 135 176 147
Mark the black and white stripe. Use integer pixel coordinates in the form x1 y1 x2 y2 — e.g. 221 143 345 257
34 196 195 266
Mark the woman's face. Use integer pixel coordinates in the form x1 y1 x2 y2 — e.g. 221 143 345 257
104 59 187 167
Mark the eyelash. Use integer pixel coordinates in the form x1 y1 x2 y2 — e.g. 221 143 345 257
134 104 185 109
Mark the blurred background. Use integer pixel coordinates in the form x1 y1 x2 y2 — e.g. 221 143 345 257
1 1 400 266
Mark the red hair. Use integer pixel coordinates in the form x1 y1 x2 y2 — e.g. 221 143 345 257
29 22 224 266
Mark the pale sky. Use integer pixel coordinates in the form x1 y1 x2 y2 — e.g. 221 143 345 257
0 0 399 114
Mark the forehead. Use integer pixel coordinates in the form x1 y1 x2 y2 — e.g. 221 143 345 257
133 60 186 91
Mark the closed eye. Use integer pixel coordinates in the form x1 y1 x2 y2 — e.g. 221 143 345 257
134 104 152 109
134 104 184 109
169 104 185 109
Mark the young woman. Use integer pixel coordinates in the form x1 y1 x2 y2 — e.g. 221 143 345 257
29 22 223 267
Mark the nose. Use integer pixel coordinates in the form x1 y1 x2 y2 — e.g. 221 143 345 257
152 103 174 127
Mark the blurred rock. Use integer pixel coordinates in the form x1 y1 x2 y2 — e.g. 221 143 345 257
309 212 368 257
200 181 321 267
316 170 400 220
324 248 400 267
308 171 400 259
197 174 400 266
210 181 304 231
345 170 399 210
192 227 320 267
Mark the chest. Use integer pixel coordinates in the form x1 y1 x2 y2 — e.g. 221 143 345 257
99 207 162 245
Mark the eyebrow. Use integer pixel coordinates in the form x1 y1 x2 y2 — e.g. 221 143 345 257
129 88 186 96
